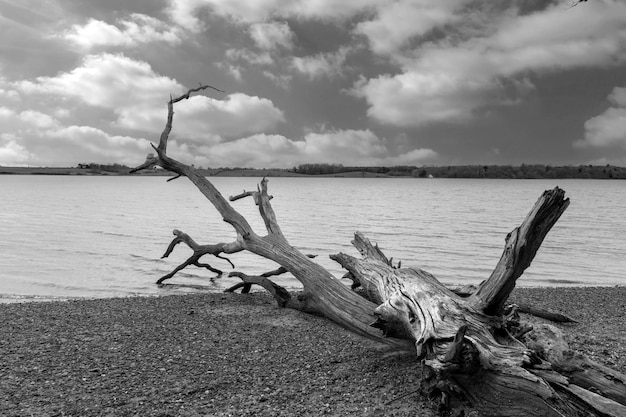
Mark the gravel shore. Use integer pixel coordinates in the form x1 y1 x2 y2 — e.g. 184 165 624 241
1 287 625 416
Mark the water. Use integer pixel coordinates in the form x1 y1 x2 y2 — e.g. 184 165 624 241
1 176 625 302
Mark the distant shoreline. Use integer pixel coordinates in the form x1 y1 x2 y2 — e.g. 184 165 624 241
0 166 381 178
2 164 625 179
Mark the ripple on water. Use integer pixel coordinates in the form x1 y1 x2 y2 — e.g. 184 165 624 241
1 177 625 300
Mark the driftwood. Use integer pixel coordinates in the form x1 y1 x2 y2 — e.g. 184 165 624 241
156 229 240 284
450 285 578 323
131 86 626 416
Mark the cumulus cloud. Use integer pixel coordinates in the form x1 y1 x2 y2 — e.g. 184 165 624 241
172 93 286 140
166 0 379 26
609 86 626 107
16 53 183 140
16 53 284 140
17 110 60 130
0 87 20 101
262 71 291 88
355 0 466 55
9 0 623 168
226 48 274 65
0 106 151 166
45 126 151 163
249 22 294 50
18 53 182 109
186 129 437 168
353 0 626 127
1 51 288 166
0 107 60 132
0 136 35 166
215 63 243 81
352 69 493 126
291 47 351 80
577 86 626 148
62 14 183 50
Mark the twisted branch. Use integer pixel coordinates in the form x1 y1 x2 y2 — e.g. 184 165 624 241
157 229 243 285
130 84 414 347
158 84 224 154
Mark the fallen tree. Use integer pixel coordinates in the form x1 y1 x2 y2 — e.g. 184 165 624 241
132 86 626 416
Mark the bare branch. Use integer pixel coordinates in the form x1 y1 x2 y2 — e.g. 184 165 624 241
157 229 243 284
157 254 222 285
257 178 283 236
129 153 158 174
229 190 257 202
170 84 225 104
130 85 224 175
161 234 184 259
470 187 569 315
565 0 588 10
516 303 578 323
450 285 578 323
229 190 273 205
158 84 225 154
214 254 235 269
226 271 296 308
351 232 392 266
193 261 223 274
228 179 282 236
224 253 317 298
167 174 183 182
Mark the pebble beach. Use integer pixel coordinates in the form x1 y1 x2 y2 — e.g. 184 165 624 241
1 287 625 416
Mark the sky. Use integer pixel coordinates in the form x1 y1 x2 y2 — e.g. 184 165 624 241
0 0 625 168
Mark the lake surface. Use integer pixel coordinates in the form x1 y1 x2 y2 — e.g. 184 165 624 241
1 176 625 302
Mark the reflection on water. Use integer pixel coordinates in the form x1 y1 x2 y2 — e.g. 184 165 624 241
1 176 625 302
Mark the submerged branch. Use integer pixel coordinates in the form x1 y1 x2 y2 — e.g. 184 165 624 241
157 229 243 285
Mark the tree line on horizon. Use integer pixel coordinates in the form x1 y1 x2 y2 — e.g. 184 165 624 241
71 162 626 179
294 163 626 179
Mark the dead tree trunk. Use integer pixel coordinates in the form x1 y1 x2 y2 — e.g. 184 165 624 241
131 86 626 416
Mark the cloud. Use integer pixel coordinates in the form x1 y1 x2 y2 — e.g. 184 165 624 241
16 53 183 140
577 86 626 148
0 136 35 166
0 106 151 166
353 0 626 127
352 69 493 126
215 62 243 81
18 53 183 109
17 110 60 129
291 47 351 80
0 86 20 101
15 53 284 140
610 87 626 107
1 51 287 166
0 107 60 131
171 93 286 140
355 0 466 55
249 22 294 50
226 48 274 65
166 0 380 25
62 14 184 50
185 129 437 168
490 2 626 73
262 71 292 88
44 126 151 163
